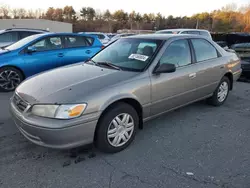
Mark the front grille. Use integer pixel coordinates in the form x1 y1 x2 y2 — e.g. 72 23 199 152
13 93 28 112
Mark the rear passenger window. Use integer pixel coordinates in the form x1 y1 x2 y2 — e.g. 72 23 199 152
64 36 90 48
159 39 191 67
191 39 218 62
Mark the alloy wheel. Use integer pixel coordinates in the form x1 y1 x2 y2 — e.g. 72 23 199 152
0 70 21 91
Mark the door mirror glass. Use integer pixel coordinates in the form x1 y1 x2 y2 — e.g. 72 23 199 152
27 46 37 53
154 63 176 74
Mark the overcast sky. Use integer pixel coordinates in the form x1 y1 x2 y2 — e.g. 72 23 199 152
0 0 249 16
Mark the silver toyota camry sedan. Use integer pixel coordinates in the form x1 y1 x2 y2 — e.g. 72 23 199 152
10 34 242 153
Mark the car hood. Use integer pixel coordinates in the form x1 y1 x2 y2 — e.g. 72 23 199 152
16 63 139 104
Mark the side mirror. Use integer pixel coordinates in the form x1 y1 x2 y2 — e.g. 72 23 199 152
154 63 176 74
27 46 37 53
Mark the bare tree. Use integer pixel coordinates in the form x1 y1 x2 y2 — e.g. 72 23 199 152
12 8 19 19
17 8 26 18
27 9 35 18
0 5 10 18
222 3 238 12
34 9 44 18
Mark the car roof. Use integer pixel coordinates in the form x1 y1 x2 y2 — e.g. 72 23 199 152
30 32 97 37
1 28 49 32
157 28 210 32
125 33 210 40
84 32 105 35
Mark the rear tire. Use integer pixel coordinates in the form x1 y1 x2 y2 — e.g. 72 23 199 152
96 103 139 153
0 67 24 92
207 76 230 106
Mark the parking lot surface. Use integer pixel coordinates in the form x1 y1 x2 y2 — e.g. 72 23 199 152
0 82 250 188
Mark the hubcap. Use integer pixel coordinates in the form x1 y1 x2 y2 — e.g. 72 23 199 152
0 70 21 91
217 81 229 102
107 113 134 147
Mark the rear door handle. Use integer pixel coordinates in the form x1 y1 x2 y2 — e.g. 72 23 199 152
85 50 92 54
189 73 196 79
57 53 64 57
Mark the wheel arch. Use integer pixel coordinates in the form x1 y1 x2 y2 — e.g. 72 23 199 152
224 72 233 90
0 65 26 79
94 97 143 142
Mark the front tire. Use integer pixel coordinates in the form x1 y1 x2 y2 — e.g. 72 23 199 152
207 76 230 106
0 67 23 92
96 103 139 153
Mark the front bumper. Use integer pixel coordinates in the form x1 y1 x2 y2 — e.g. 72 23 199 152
10 99 100 149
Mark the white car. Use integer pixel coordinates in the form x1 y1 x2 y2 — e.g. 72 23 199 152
79 32 110 45
0 28 49 48
108 33 137 45
155 29 212 40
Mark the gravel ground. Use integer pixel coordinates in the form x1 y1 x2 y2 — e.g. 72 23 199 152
0 81 250 188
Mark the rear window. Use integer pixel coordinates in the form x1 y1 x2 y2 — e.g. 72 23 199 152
85 37 94 45
97 34 105 39
156 31 180 34
199 31 211 38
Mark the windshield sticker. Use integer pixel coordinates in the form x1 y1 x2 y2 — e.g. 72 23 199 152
129 54 149 61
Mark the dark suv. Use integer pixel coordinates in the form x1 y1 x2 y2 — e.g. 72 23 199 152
0 28 49 48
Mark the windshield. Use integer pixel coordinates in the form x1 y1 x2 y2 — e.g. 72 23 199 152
5 34 44 51
91 38 163 72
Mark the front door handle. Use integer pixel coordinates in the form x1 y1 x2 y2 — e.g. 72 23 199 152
85 50 92 54
189 73 196 79
57 53 64 57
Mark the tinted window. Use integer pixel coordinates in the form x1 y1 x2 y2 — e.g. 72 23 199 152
97 34 105 39
64 36 90 48
159 39 191 67
191 39 218 62
19 31 39 39
199 31 211 38
85 37 94 45
5 34 42 51
156 31 180 34
30 36 62 52
91 38 162 71
187 31 200 35
0 32 18 42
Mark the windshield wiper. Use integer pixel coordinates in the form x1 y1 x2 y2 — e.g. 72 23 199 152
85 59 97 65
96 61 121 70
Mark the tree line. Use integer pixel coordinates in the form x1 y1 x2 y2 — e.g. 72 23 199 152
1 3 250 33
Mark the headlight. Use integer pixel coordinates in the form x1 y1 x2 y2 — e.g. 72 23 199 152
31 104 87 119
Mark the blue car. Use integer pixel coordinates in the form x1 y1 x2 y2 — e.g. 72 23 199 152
0 33 103 92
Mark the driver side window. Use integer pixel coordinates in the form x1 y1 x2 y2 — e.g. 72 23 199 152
29 37 62 52
159 39 191 68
